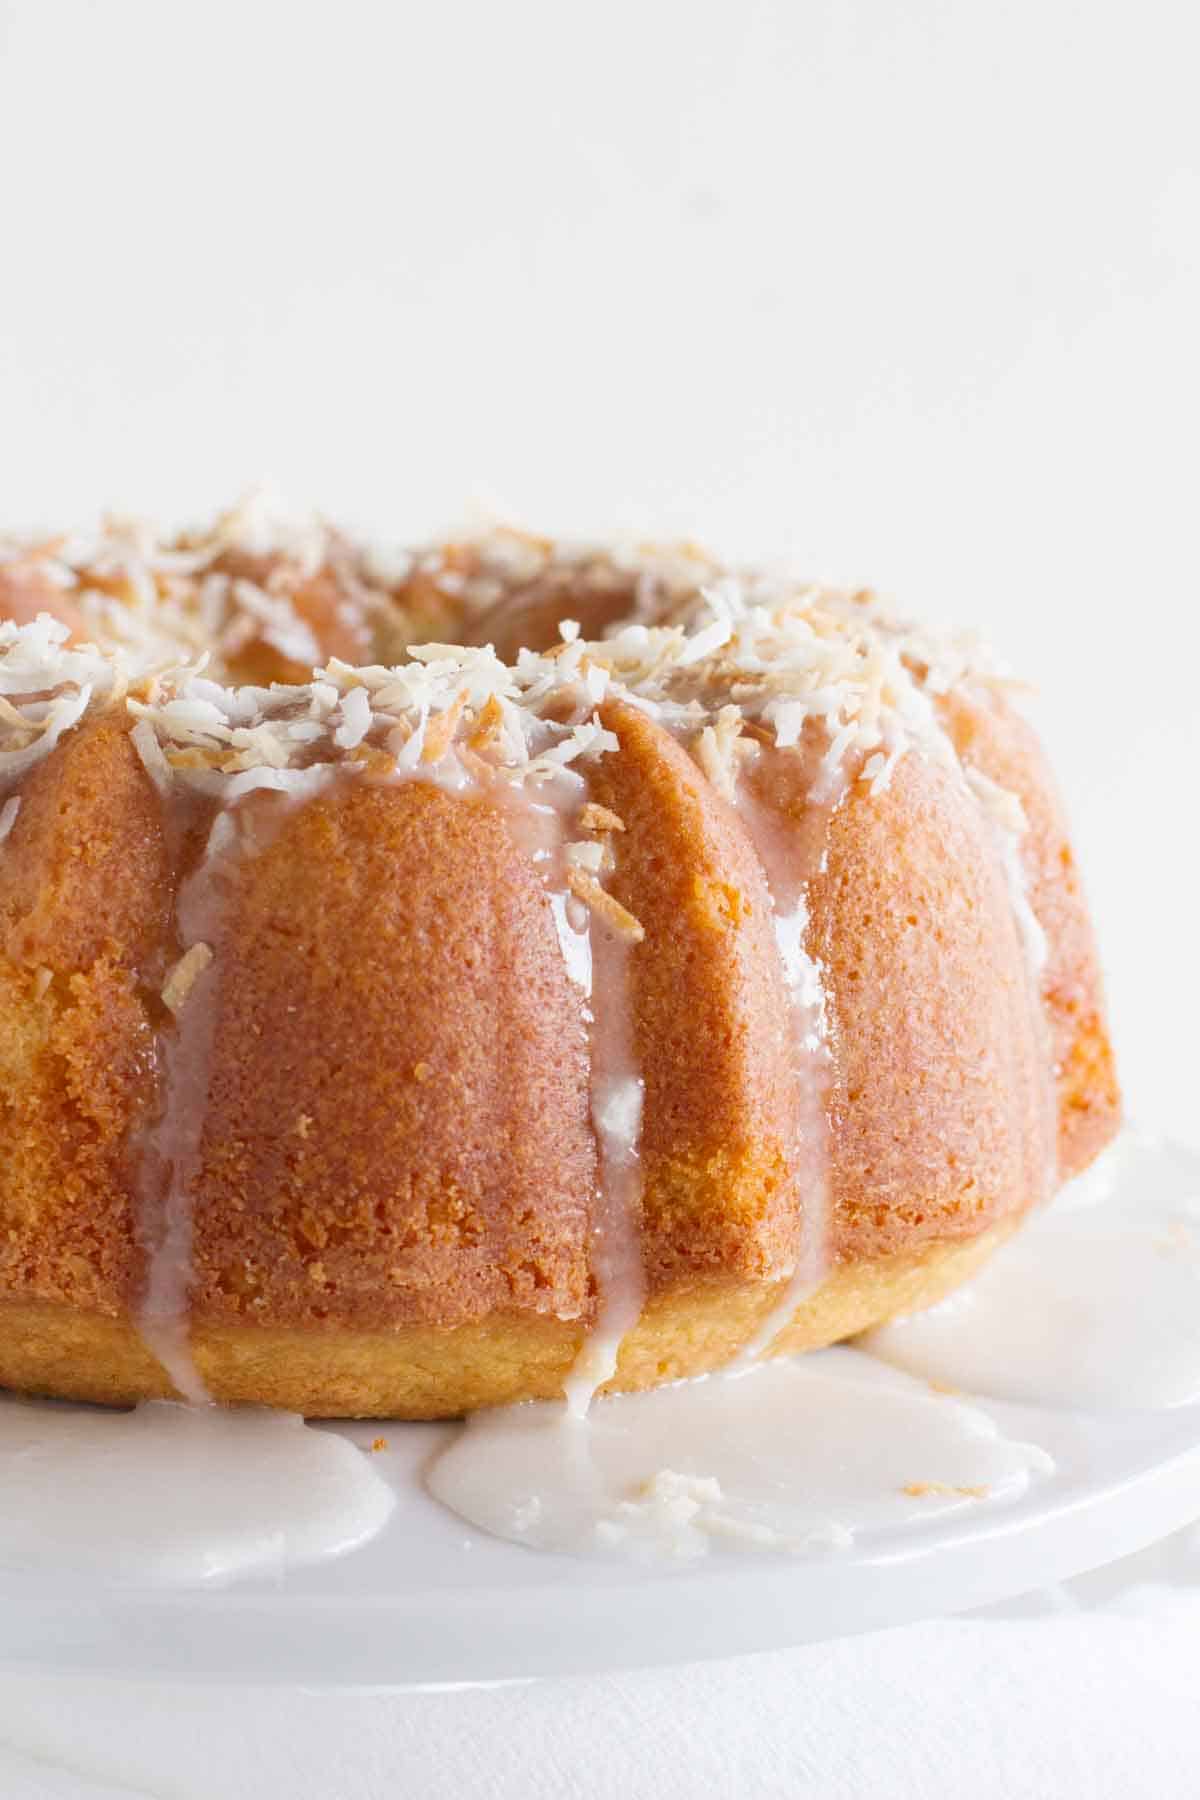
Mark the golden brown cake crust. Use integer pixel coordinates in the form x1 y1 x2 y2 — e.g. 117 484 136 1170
808 742 1053 1261
938 686 1121 1177
188 777 597 1333
0 1224 1013 1416
0 717 170 1318
589 699 805 1292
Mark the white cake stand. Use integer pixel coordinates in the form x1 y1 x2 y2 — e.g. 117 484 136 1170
0 1391 1195 1689
3 1132 1198 1690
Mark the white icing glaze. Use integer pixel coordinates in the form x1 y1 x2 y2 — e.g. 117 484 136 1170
136 783 335 1404
862 1136 1200 1410
500 776 647 1416
564 922 645 1417
965 767 1049 979
961 761 1059 1203
426 1348 1053 1563
0 1401 394 1583
728 764 843 1362
135 808 236 1404
548 885 594 993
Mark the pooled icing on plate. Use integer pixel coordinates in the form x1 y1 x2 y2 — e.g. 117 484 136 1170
0 1401 395 1583
862 1138 1200 1410
424 1135 1200 1561
426 1348 1054 1562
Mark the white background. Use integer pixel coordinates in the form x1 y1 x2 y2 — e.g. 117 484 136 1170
1 1 1198 1794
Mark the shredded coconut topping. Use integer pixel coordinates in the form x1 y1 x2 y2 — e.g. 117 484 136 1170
0 497 1005 821
565 868 645 943
161 943 214 1015
578 802 625 835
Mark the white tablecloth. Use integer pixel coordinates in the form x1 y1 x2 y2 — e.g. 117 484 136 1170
2 1529 1196 1800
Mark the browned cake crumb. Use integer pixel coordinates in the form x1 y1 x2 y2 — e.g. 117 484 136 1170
902 1481 990 1500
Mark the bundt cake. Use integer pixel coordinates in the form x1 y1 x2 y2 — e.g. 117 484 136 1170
0 494 1120 1417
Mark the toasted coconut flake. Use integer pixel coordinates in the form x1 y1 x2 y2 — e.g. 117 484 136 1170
333 684 372 750
420 687 467 763
693 704 753 803
578 802 625 834
129 719 173 795
674 604 733 667
165 746 218 772
347 744 398 779
161 942 214 1015
0 678 94 791
467 693 506 753
0 795 19 844
566 868 645 944
860 746 904 794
